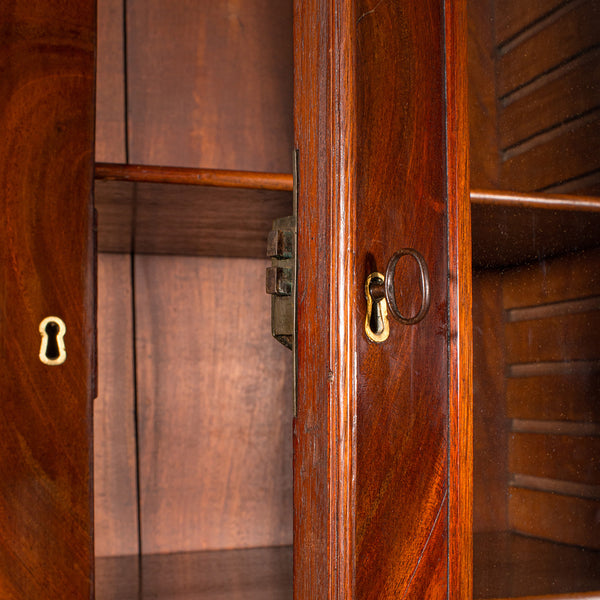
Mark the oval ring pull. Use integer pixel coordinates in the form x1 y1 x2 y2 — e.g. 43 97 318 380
367 248 431 333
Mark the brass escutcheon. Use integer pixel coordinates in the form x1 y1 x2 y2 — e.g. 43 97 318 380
39 316 67 366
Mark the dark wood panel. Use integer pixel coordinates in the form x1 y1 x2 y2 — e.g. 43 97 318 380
95 0 125 162
95 546 292 600
502 113 600 192
126 0 293 172
495 0 567 45
355 0 450 598
498 0 600 96
509 487 600 548
95 179 292 256
0 2 96 597
94 254 138 557
506 373 600 422
471 203 600 268
500 48 600 149
502 247 600 308
509 433 600 485
505 311 600 364
135 256 293 554
548 170 600 196
472 272 509 532
468 0 500 188
473 531 600 599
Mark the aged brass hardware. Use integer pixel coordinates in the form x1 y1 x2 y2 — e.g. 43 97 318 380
365 272 390 343
39 316 67 365
365 249 431 341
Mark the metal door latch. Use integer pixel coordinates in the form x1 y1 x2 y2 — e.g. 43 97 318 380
266 215 296 349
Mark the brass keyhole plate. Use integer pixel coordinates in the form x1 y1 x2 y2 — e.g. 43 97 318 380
365 272 390 343
39 316 67 365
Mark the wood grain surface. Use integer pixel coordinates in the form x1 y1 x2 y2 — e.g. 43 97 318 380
355 0 450 598
495 0 567 45
472 272 509 533
500 48 600 149
509 488 600 549
134 256 293 554
94 254 139 557
95 179 292 256
498 0 600 96
126 0 293 172
95 0 125 163
96 546 292 600
474 531 600 599
0 2 96 597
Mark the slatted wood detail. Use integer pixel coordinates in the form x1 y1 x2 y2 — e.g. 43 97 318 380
509 488 600 549
509 433 600 485
498 0 600 97
501 249 600 549
468 0 600 194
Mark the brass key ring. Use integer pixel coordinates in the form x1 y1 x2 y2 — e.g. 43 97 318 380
366 249 431 341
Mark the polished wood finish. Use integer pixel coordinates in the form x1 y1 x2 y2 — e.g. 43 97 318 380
95 546 292 600
126 0 293 172
293 1 356 596
471 190 600 211
95 179 292 256
0 1 96 597
96 163 294 191
355 3 450 597
135 256 293 554
446 2 473 598
94 255 138 557
474 532 600 599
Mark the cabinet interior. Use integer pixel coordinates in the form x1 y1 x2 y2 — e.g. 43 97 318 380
468 0 600 598
91 0 600 598
94 1 294 598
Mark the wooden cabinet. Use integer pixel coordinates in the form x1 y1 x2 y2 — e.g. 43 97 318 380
0 0 598 599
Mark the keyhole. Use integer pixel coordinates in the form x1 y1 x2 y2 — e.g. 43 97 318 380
39 316 67 365
45 322 60 360
370 298 385 334
365 272 390 343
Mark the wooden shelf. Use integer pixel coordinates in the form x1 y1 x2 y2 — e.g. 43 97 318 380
95 168 600 264
474 532 600 600
95 545 292 600
94 164 292 257
471 189 600 268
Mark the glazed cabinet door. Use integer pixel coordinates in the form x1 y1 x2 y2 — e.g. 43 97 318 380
293 1 471 599
0 2 96 598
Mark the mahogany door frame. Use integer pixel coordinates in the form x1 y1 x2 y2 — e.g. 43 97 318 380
293 1 471 598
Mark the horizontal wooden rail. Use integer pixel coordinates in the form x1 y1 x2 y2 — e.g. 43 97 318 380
95 163 294 192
